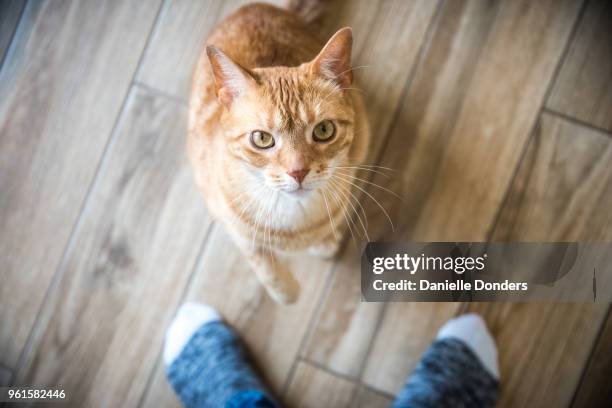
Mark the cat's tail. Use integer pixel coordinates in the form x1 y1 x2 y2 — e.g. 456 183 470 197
284 0 331 23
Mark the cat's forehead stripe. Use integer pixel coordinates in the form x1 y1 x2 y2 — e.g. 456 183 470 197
268 75 309 132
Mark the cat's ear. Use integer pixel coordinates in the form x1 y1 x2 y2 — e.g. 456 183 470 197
206 46 257 108
310 27 353 87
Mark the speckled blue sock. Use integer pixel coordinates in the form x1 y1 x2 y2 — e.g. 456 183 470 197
166 321 278 408
391 338 500 408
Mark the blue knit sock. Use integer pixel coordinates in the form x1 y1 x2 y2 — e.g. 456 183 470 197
164 303 278 408
392 314 500 408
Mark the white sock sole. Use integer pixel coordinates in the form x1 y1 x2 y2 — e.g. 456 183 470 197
436 313 500 380
163 302 221 366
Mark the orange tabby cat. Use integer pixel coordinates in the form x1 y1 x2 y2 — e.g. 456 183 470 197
188 1 370 304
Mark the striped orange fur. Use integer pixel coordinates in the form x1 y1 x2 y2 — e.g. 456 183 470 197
188 3 370 303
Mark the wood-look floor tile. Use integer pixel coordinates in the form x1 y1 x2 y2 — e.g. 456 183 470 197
14 87 211 407
547 0 612 132
0 0 162 369
469 113 612 407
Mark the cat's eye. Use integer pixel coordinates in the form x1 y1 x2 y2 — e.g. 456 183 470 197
313 120 336 142
250 130 275 149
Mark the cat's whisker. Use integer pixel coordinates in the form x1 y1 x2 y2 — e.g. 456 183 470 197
333 170 404 202
264 192 278 269
272 194 282 261
330 176 369 230
344 163 397 172
330 181 366 244
237 185 265 224
320 189 339 242
335 164 394 172
328 178 363 236
331 174 395 232
334 166 391 179
235 190 255 220
236 188 265 217
261 201 268 254
329 178 369 241
263 194 270 253
250 203 261 251
325 180 359 248
228 183 260 205
333 178 369 240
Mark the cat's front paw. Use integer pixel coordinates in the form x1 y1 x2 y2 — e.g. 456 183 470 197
308 239 340 259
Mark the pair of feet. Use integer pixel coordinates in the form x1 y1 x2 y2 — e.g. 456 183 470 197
164 304 500 408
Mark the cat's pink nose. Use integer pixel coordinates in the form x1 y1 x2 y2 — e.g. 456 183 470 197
287 168 310 184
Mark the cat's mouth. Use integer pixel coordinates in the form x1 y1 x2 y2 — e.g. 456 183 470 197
284 186 312 198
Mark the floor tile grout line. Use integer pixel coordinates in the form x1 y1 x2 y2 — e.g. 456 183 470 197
298 357 360 385
131 0 228 106
359 381 397 401
368 0 447 171
352 301 390 383
482 114 535 241
484 0 589 242
456 301 470 316
133 80 188 106
542 107 612 138
298 308 393 405
136 221 217 408
10 0 167 384
131 0 170 83
297 356 398 402
541 0 588 111
569 303 612 408
0 0 28 74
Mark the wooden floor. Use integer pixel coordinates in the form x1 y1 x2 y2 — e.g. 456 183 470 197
1 0 611 407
